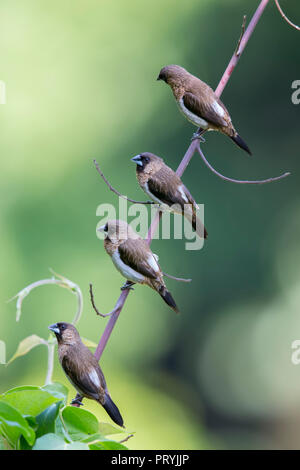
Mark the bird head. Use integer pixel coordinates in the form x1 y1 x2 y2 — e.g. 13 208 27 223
157 64 188 86
48 322 80 345
97 219 139 243
130 153 164 174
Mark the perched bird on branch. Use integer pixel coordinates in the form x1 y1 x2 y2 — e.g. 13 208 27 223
98 219 179 313
131 152 207 239
48 322 124 427
157 64 251 155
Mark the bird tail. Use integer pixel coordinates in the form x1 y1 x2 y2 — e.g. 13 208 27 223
158 285 179 314
102 393 124 428
230 133 252 155
191 213 207 239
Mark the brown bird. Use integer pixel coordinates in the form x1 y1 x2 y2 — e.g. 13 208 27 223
157 64 251 155
48 322 124 427
131 152 207 239
98 219 179 313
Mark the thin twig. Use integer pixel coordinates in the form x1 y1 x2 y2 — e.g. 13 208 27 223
196 142 290 184
93 159 153 205
274 0 300 31
235 15 247 56
119 434 134 444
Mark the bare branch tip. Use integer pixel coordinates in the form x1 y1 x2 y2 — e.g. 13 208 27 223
274 0 300 31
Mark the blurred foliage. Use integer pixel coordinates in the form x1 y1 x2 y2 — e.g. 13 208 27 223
0 0 299 450
0 383 129 450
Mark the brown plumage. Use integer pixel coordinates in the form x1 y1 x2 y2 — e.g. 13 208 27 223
131 153 207 239
97 220 179 313
157 64 251 155
48 322 124 427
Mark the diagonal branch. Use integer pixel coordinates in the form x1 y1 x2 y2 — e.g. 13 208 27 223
274 0 300 31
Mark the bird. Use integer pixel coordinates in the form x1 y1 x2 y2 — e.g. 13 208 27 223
131 152 207 239
97 219 179 313
157 64 251 155
48 322 124 427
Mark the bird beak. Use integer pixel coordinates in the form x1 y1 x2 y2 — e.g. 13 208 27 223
97 225 106 233
48 323 60 335
156 75 161 81
130 155 143 167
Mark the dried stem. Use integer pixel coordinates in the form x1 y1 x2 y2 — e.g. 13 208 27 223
94 159 153 205
235 15 247 56
274 0 300 31
195 142 290 184
91 0 281 368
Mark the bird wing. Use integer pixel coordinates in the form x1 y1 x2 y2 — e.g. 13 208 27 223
118 238 160 279
183 92 227 128
148 166 197 211
61 348 106 401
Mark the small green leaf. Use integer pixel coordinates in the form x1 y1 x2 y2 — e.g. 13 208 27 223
24 415 38 430
7 335 47 365
0 401 35 448
81 433 129 450
33 433 89 450
42 382 69 403
36 401 63 438
90 440 128 450
61 406 99 441
0 389 59 416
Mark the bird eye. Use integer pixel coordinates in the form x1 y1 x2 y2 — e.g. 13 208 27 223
104 223 108 232
144 157 150 163
60 324 66 331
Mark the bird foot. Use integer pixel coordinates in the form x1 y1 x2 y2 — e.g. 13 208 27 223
121 281 135 291
191 132 206 142
71 397 84 406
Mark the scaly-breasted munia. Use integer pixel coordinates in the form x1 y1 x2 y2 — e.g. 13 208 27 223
48 322 124 427
157 64 251 155
97 219 179 313
131 152 207 239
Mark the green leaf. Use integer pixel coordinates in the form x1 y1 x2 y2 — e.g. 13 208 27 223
98 421 126 436
61 406 99 441
0 389 59 416
3 385 41 394
42 382 69 403
33 433 89 450
7 335 47 365
24 415 38 430
0 401 35 448
35 401 63 438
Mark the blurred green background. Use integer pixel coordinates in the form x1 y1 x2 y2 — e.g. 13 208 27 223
0 0 299 450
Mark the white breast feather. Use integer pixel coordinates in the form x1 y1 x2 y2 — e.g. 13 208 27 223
178 97 209 129
112 251 145 283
